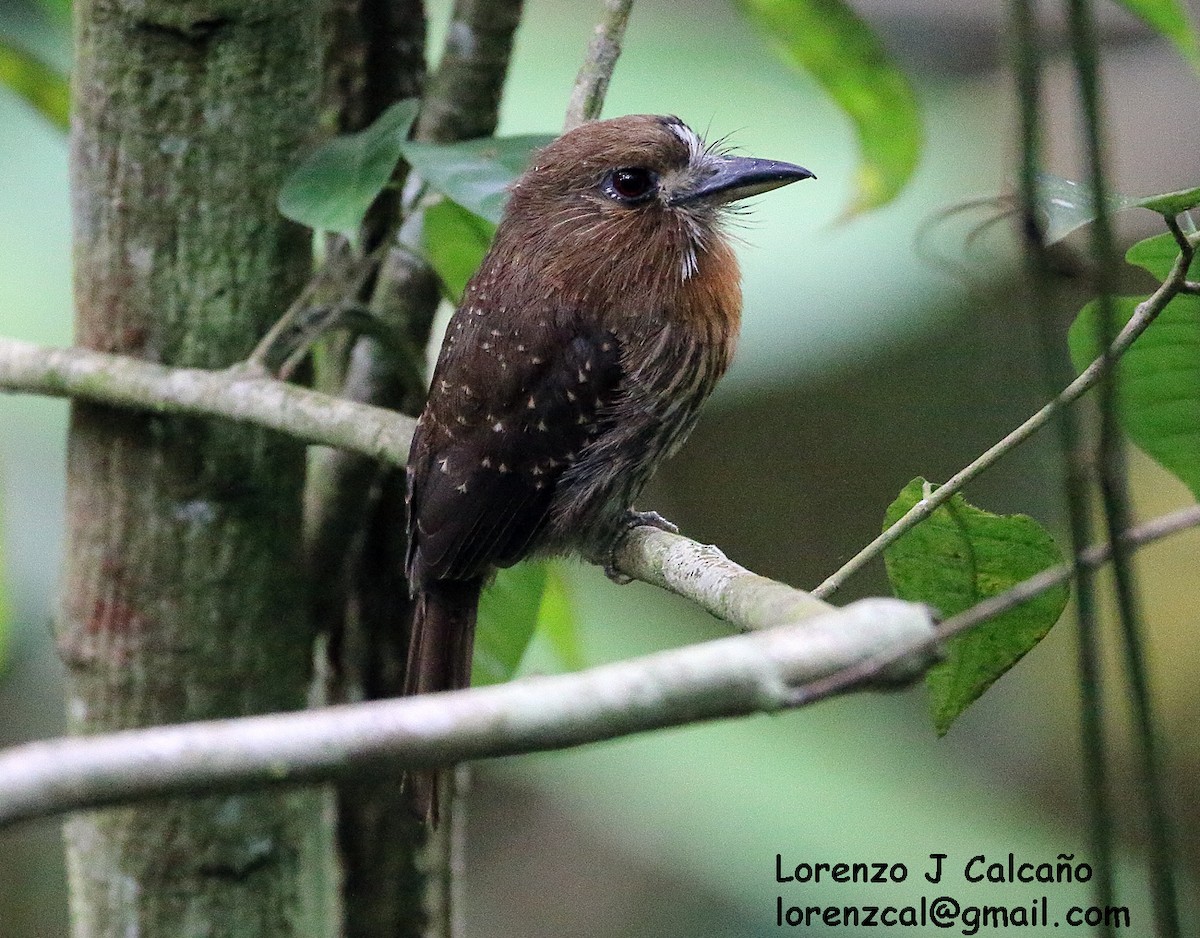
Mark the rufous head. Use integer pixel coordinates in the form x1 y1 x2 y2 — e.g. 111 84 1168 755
493 115 813 305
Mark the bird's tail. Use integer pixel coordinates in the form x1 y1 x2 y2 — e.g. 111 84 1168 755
405 579 482 822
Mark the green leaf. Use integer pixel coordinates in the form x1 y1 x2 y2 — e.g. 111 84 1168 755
420 199 495 302
1112 0 1200 74
736 0 922 214
536 565 585 673
1135 184 1200 216
277 99 419 237
883 479 1069 736
473 561 550 686
1068 235 1200 499
400 134 555 224
1126 230 1194 280
0 38 69 131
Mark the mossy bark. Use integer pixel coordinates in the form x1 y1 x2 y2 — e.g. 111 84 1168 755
59 1 336 934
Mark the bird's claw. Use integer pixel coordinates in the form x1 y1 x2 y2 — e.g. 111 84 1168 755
603 510 679 584
625 509 678 535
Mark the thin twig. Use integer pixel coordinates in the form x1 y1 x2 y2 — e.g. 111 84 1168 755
247 247 382 373
563 0 634 131
0 597 938 830
812 225 1200 600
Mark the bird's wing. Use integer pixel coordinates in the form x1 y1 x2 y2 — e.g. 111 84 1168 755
406 308 622 587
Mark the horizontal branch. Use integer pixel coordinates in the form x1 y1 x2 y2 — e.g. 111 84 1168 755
0 336 843 635
0 337 415 465
0 596 938 829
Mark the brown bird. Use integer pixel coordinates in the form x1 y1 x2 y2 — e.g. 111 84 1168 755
404 114 812 813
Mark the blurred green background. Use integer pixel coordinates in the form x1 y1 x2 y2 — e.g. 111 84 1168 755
2 0 1199 934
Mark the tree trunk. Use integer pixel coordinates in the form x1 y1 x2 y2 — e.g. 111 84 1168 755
59 1 336 934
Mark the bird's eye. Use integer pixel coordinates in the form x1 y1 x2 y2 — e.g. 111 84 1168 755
607 167 657 203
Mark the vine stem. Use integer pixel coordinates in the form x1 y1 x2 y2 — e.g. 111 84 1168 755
1067 2 1180 935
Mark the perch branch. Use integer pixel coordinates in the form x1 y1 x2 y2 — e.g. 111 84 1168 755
0 337 837 633
4 501 1198 830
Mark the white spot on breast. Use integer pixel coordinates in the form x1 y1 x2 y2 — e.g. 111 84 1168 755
455 482 468 494
527 396 537 409
438 458 450 473
492 421 504 432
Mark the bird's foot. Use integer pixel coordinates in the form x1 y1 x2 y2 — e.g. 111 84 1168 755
603 509 680 583
625 509 679 535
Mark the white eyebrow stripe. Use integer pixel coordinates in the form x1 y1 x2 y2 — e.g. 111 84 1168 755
668 120 705 164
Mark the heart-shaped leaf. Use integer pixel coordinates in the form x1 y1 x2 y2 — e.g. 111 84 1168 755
1068 234 1200 499
884 479 1069 736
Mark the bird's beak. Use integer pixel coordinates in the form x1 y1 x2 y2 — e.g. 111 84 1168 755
671 155 815 206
